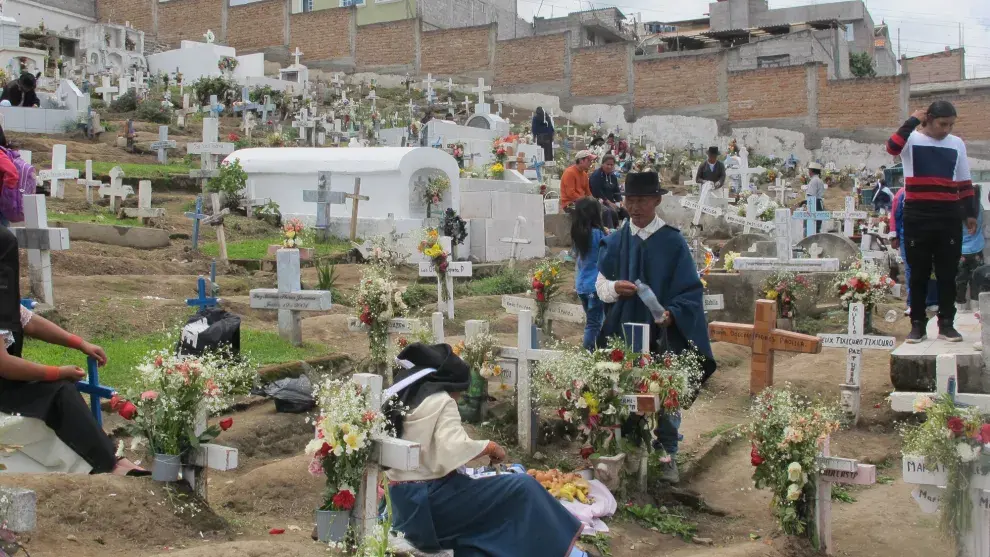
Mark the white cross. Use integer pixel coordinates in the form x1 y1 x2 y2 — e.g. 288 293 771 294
332 72 343 89
446 77 453 92
76 160 102 204
407 98 417 117
292 47 303 67
418 236 472 319
204 29 216 44
422 73 436 95
37 145 79 200
501 295 585 329
816 302 895 423
733 209 840 272
240 111 257 142
187 118 235 181
99 166 133 213
116 75 132 101
366 89 377 109
460 97 472 114
812 436 877 555
249 248 332 346
12 195 69 307
292 108 317 146
725 148 766 194
680 181 724 227
122 180 165 221
768 177 795 205
95 75 117 103
831 196 868 237
499 215 531 268
150 125 176 165
723 193 773 234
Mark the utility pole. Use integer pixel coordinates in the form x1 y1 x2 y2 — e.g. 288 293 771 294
514 0 518 38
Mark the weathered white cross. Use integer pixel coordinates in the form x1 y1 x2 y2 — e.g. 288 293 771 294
733 209 840 272
816 302 896 423
291 46 304 67
680 181 724 229
501 294 586 329
178 93 195 128
12 195 69 308
499 215 531 269
76 160 102 205
472 77 491 108
38 144 79 199
95 75 117 104
249 248 332 346
725 148 766 194
418 236 472 319
239 111 257 142
151 125 176 165
768 177 795 205
99 166 133 213
811 436 877 555
723 193 774 234
304 171 345 238
187 118 235 188
122 180 166 222
292 108 317 147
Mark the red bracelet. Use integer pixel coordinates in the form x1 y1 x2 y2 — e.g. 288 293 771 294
43 366 59 382
67 335 84 350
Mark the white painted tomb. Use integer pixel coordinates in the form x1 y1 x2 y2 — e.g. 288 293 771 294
460 178 545 262
0 413 91 474
68 23 147 77
0 15 44 80
147 40 294 92
0 79 90 134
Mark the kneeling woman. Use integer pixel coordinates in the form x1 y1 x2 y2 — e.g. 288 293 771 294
0 227 146 476
386 343 587 557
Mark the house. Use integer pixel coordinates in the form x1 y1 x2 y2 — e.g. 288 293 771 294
533 7 635 48
901 47 965 85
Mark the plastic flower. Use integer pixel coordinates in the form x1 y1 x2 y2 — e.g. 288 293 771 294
332 489 356 511
750 445 764 466
957 442 981 463
947 416 966 436
787 462 803 482
786 483 802 501
219 417 233 431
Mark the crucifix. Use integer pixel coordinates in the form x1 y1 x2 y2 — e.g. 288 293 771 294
422 73 436 98
122 180 165 222
101 166 132 213
291 46 304 67
726 148 766 195
680 181 724 230
95 75 117 103
811 436 877 555
733 209 841 272
249 248 332 346
77 160 102 204
187 118 235 190
209 193 229 263
11 195 69 308
151 125 177 164
38 144 79 199
708 299 823 394
418 236 472 319
499 215 531 269
816 302 896 423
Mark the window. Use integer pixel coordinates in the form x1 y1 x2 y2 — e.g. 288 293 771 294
303 0 313 11
757 54 790 68
340 0 365 6
845 24 854 42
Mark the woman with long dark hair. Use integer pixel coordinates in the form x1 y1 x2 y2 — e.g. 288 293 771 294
570 197 608 350
532 106 555 162
0 227 147 475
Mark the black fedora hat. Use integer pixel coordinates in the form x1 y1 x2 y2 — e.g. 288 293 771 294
624 172 669 197
707 146 719 156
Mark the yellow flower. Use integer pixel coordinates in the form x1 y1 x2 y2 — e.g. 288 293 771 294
534 271 543 281
765 290 778 300
339 423 351 435
543 280 551 288
583 392 599 416
424 244 443 258
700 278 708 289
344 430 365 452
492 364 502 377
285 230 296 239
452 342 464 357
551 268 559 277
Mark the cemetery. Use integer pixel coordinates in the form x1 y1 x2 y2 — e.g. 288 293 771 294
1 4 990 557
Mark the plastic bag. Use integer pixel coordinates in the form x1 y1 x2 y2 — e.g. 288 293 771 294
177 308 241 357
254 375 315 414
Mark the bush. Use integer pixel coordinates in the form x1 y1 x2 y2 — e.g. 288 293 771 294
464 269 529 296
136 99 174 124
192 75 238 109
109 90 137 113
402 283 435 309
206 159 248 210
249 85 286 109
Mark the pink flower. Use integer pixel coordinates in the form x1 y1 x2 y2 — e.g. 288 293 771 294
140 391 158 401
308 457 324 476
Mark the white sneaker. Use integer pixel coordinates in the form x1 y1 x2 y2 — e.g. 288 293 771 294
927 305 939 312
903 308 911 316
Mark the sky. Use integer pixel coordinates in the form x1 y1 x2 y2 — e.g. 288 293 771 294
515 0 990 78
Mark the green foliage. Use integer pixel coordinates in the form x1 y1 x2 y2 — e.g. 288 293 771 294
200 236 352 260
580 534 612 557
49 210 142 227
461 269 529 297
401 282 435 309
136 98 174 124
248 85 285 111
621 504 697 541
255 200 281 227
65 160 191 178
316 261 338 291
850 52 877 78
831 485 857 503
206 159 248 209
192 75 238 108
109 89 137 113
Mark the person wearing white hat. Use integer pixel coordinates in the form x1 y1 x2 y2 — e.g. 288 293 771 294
806 162 827 233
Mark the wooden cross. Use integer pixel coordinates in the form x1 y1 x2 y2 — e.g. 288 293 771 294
724 193 774 234
725 148 766 194
11 195 69 308
187 118 235 188
499 215 531 269
344 178 369 242
680 181 724 228
816 302 895 423
209 193 229 262
38 144 79 199
418 236 472 318
150 125 176 164
100 166 132 213
249 248 332 346
733 209 840 272
95 75 117 103
178 93 195 129
184 195 208 251
76 160 102 204
122 180 165 222
708 299 823 394
812 436 877 555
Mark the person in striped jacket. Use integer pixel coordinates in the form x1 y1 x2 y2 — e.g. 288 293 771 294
886 100 979 343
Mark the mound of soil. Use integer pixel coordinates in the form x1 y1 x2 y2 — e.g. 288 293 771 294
214 455 323 522
149 540 328 557
218 403 313 465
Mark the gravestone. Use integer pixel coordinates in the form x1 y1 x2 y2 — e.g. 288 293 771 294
100 166 132 213
151 125 176 164
812 436 877 555
501 295 585 329
733 209 840 272
188 117 235 189
249 248 332 346
12 195 69 307
76 159 102 204
795 234 859 267
122 180 166 221
499 215 531 269
38 144 79 199
418 236 472 319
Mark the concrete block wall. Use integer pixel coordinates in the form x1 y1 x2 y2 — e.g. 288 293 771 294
912 88 990 142
634 53 723 114
728 64 809 121
818 67 908 130
355 19 418 72
570 42 630 99
494 33 568 90
421 24 493 77
158 0 223 46
227 0 285 53
289 7 353 63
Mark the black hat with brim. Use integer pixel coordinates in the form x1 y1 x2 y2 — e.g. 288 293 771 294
624 171 669 197
707 146 720 155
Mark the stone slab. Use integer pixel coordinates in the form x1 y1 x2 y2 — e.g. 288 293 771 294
0 486 36 532
721 233 769 256
796 233 860 268
890 313 985 392
468 218 545 262
53 221 170 249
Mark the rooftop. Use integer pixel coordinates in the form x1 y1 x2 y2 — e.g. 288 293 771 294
902 47 965 61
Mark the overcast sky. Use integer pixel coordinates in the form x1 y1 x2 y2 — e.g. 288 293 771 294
516 0 990 78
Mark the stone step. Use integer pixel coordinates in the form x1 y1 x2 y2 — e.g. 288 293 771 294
890 312 985 392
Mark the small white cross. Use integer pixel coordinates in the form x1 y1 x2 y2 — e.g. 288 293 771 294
292 47 303 67
38 144 79 199
76 160 102 205
472 77 490 105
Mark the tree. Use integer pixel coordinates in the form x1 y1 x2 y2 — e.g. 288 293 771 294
849 52 877 78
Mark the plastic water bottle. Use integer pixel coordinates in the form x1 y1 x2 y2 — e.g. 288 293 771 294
635 280 667 321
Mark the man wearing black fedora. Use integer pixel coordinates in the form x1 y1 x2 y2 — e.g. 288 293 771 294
594 172 716 483
695 146 725 189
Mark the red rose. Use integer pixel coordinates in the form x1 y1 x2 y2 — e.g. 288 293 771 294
750 445 764 466
536 291 546 302
118 401 138 420
650 372 660 381
397 337 408 348
839 284 848 294
219 417 233 431
438 261 448 272
980 424 990 444
610 349 624 362
109 394 122 411
154 355 164 367
359 311 372 326
637 382 648 393
663 356 672 367
664 390 679 409
317 442 331 458
332 489 356 511
579 446 595 459
557 408 566 419
947 416 966 436
532 278 542 289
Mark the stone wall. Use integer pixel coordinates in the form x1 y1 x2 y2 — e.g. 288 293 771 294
158 0 223 46
355 19 418 71
494 33 567 88
227 0 284 53
421 25 492 76
728 64 808 121
289 8 352 62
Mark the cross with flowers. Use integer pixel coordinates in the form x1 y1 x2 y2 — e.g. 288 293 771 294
418 234 472 319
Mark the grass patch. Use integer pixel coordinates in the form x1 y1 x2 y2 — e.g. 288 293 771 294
23 329 328 391
877 474 895 485
831 485 857 503
66 161 192 179
402 283 436 309
49 210 143 227
459 269 530 297
701 423 738 440
580 534 612 557
621 503 697 541
201 236 352 260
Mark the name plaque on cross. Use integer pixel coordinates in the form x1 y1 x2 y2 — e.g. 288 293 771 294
418 261 472 277
817 334 896 349
249 290 331 311
188 142 235 154
501 295 585 323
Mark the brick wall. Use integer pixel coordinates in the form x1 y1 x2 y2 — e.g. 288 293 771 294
97 0 153 33
903 49 964 85
494 33 566 87
227 0 284 53
159 0 223 47
728 65 807 121
571 43 628 98
818 68 903 130
290 8 352 61
634 54 719 110
355 19 417 70
912 91 990 141
421 25 491 76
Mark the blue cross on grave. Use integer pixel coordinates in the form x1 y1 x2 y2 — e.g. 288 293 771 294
187 276 219 312
184 195 208 251
75 357 115 427
792 195 830 238
234 87 260 115
596 117 605 129
205 94 223 119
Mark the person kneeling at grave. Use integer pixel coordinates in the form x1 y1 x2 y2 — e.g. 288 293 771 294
595 171 717 483
0 227 148 476
385 342 590 557
0 72 40 108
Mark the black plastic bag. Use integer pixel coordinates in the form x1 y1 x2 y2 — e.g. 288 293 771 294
972 265 990 296
253 375 315 414
177 308 241 357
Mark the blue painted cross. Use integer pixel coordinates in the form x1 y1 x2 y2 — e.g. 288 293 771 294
529 156 545 183
596 117 605 129
184 195 208 250
233 87 260 115
187 276 219 311
623 322 650 353
792 195 830 238
75 357 115 427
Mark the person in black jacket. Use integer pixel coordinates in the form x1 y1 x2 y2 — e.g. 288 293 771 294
0 73 40 108
696 146 725 188
589 154 628 228
531 106 554 162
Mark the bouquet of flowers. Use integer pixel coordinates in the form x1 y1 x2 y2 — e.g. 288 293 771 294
761 271 810 318
531 258 562 332
418 228 450 305
356 263 408 368
423 175 450 215
727 138 739 155
306 377 391 513
218 56 239 73
748 387 841 538
440 208 468 247
451 142 465 167
765 169 779 183
722 251 740 272
486 163 505 179
834 262 895 310
491 138 509 165
453 332 501 380
903 394 990 540
282 218 305 249
113 352 236 457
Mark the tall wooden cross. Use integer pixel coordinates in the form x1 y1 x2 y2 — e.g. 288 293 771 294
187 118 235 191
38 144 79 199
344 178 369 242
816 302 895 423
76 159 102 204
708 299 823 394
499 215 531 269
151 125 176 164
249 249 332 346
12 195 69 308
418 236 472 319
733 209 840 272
209 193 229 263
